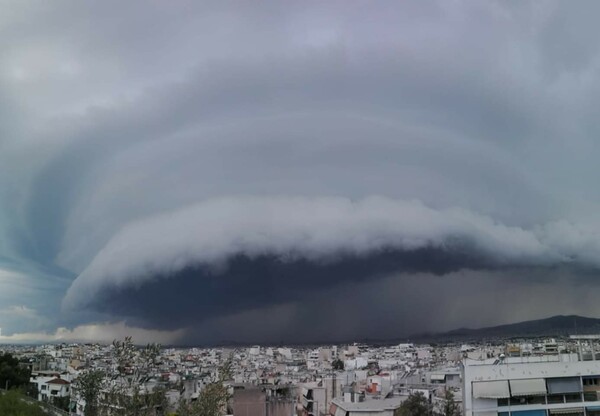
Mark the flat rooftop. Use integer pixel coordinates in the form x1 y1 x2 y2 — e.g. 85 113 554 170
332 397 405 412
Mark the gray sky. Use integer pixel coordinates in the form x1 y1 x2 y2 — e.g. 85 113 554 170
2 0 600 344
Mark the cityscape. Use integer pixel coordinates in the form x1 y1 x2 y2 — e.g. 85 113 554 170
4 329 600 415
3 1 600 415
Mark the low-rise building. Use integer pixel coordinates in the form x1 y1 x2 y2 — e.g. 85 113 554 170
330 397 405 416
30 372 71 404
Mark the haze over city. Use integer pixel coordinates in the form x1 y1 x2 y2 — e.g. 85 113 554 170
3 0 600 346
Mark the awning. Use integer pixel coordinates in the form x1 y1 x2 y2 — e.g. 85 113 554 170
549 408 584 415
547 377 582 394
334 407 346 416
431 374 446 381
511 410 548 416
472 380 510 399
510 378 548 396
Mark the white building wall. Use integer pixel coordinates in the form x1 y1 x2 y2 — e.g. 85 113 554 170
463 355 600 416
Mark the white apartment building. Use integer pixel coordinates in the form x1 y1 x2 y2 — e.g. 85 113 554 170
31 375 70 403
463 354 600 416
301 384 327 416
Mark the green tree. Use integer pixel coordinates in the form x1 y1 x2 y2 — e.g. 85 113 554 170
176 382 229 416
442 390 461 416
176 360 232 416
332 359 344 370
109 384 169 416
52 396 71 412
73 337 167 416
75 369 105 416
397 392 432 416
108 337 167 416
218 355 233 381
112 337 162 385
24 382 38 399
0 353 31 390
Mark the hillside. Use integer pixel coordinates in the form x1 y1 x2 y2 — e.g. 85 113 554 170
439 315 600 339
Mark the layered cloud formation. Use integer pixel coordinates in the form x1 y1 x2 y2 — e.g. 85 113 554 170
3 1 600 343
63 196 552 308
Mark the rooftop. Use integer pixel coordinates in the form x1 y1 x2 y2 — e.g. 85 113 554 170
332 397 405 412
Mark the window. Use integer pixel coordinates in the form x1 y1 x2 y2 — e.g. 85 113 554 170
510 396 528 405
547 394 564 404
565 393 582 403
546 393 583 403
547 377 582 395
510 395 545 406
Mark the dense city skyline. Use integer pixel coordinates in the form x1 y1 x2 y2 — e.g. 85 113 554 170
3 1 600 344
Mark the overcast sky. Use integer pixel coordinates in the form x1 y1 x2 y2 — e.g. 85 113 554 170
2 0 600 345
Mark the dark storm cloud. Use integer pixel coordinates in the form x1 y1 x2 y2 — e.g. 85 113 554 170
3 0 600 342
143 267 600 345
62 195 569 310
85 248 489 331
58 195 600 341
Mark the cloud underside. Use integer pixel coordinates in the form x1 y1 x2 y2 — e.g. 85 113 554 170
8 266 600 345
58 196 600 340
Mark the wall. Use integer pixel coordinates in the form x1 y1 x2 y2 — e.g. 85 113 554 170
234 388 266 416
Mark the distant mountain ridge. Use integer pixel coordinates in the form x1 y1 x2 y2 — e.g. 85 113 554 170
209 315 600 346
438 315 600 339
178 315 600 347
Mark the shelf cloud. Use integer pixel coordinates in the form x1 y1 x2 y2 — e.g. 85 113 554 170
61 196 600 336
3 0 600 343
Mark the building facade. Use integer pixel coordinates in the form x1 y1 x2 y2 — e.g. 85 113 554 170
463 354 600 416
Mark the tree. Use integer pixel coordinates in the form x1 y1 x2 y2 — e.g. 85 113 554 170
24 382 38 399
176 360 232 416
52 396 71 412
75 369 105 416
108 337 167 416
442 390 461 416
176 382 229 416
112 337 162 385
397 392 432 416
110 384 169 416
72 337 167 416
332 359 344 370
0 353 31 390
